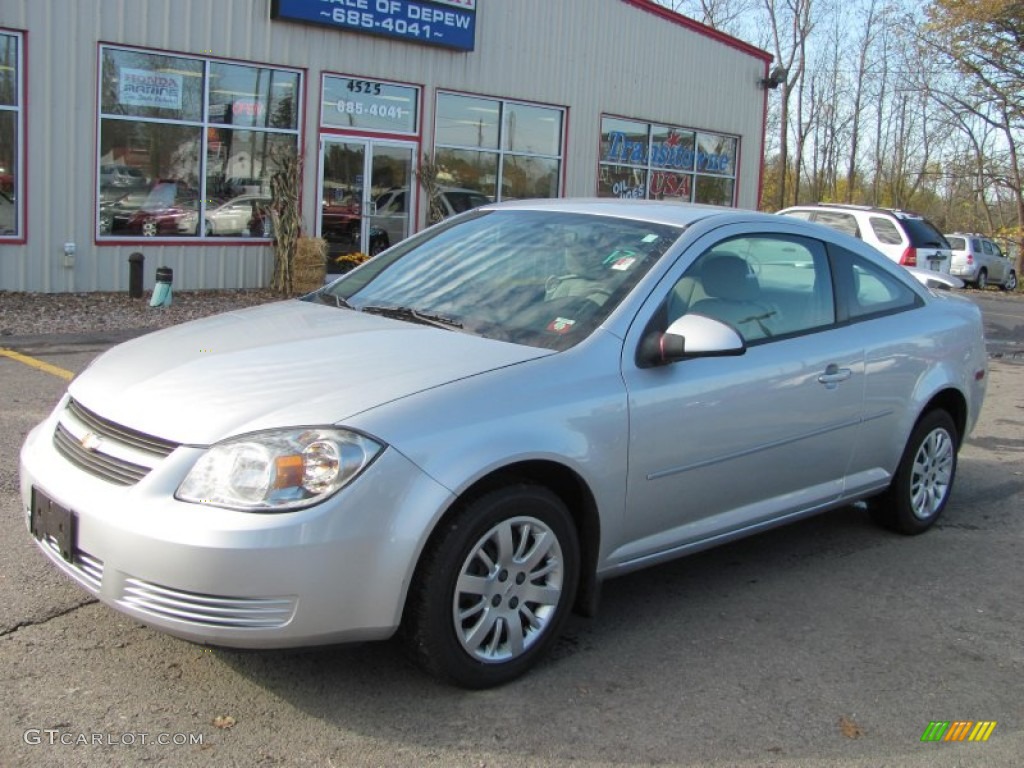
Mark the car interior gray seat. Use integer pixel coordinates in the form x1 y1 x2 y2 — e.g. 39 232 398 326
689 252 777 340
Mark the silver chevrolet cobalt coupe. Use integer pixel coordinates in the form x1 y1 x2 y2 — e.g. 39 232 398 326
21 199 987 688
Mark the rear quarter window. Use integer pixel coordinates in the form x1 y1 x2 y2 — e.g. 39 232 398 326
869 217 904 245
830 244 922 322
812 211 860 238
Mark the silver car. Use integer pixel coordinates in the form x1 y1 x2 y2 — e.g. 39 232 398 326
946 232 1018 291
20 200 987 688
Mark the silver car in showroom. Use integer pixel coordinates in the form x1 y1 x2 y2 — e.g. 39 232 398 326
20 199 987 688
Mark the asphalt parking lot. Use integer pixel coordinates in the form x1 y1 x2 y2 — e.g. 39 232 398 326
1 295 1022 768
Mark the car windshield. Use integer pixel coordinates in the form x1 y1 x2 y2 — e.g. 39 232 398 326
314 209 682 351
946 236 966 250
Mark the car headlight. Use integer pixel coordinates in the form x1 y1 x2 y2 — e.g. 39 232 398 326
176 428 383 512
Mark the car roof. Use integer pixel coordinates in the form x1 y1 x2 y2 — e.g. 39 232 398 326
483 198 773 228
779 202 927 221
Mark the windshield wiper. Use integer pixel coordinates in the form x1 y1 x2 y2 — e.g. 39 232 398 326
312 291 353 309
360 304 463 330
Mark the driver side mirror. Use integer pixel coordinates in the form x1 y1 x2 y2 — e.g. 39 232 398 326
637 314 746 367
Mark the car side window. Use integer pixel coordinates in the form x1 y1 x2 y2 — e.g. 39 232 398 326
830 245 921 321
812 211 860 238
982 239 993 255
972 238 982 252
668 235 835 343
869 216 903 245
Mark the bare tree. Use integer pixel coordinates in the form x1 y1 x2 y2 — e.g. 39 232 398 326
656 0 760 37
845 0 883 202
762 0 818 210
919 0 1024 268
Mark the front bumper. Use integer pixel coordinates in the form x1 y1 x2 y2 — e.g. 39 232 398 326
19 403 454 648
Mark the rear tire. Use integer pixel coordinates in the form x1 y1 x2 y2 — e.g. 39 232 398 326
975 269 988 290
869 410 958 535
402 483 579 688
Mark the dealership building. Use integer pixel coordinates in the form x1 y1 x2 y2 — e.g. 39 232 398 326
0 0 770 293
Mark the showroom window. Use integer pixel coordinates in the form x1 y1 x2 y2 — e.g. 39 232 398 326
433 92 564 218
0 31 23 239
97 46 301 240
598 116 738 206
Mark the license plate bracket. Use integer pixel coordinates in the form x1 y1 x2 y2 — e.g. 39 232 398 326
30 488 77 563
928 259 941 272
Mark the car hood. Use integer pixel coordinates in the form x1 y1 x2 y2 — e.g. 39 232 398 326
69 300 551 445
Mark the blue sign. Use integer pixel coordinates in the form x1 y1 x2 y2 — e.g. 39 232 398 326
271 0 476 52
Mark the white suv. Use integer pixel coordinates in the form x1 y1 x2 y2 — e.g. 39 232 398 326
778 203 952 275
945 233 1018 291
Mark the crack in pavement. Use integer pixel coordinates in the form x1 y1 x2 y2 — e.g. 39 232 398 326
0 598 99 638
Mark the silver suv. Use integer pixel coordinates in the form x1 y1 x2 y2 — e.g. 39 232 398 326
945 233 1018 291
778 203 952 275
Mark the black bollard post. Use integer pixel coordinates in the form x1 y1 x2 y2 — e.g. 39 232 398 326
128 252 145 299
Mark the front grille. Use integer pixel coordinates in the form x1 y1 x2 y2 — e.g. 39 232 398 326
52 399 179 485
54 423 149 485
67 399 178 457
120 578 296 629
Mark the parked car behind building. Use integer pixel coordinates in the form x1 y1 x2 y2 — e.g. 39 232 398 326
945 232 1018 291
778 203 952 275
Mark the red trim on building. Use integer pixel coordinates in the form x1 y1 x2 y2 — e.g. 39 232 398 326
0 27 28 244
621 0 772 62
756 60 770 209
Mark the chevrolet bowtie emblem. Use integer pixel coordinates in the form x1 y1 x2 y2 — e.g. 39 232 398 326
79 431 103 452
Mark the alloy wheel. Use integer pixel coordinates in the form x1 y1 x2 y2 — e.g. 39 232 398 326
452 515 564 663
909 427 954 520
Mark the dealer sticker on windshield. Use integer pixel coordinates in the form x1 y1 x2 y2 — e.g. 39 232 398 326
547 317 576 334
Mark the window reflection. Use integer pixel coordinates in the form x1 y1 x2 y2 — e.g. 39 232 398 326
434 93 564 218
502 102 562 156
321 75 418 134
0 32 21 238
209 62 299 129
693 176 734 206
98 47 301 240
599 116 737 206
100 49 204 121
435 93 499 149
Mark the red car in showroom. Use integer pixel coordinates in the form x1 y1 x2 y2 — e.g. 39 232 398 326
106 180 198 237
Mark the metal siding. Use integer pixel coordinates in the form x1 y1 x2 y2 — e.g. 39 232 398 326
0 0 766 292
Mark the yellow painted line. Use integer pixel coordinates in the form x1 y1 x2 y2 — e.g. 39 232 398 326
0 347 75 381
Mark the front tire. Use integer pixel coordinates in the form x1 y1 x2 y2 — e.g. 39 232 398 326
402 484 580 688
869 410 959 535
1002 270 1017 292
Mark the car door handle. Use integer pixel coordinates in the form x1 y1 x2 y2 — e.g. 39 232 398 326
818 364 852 386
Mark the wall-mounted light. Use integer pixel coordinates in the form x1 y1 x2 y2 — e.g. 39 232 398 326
759 66 787 90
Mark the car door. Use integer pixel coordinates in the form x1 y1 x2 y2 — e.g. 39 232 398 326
615 229 866 567
980 239 1003 282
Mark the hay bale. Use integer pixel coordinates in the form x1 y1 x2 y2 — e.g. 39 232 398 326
291 236 327 294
